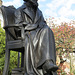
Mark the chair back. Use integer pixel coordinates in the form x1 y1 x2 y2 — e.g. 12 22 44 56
1 6 17 41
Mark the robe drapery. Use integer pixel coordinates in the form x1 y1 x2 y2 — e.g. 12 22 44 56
15 3 57 75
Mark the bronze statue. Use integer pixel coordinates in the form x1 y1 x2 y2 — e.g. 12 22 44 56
14 0 58 75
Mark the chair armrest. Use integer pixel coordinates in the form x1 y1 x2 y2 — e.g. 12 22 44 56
3 24 22 29
3 24 25 40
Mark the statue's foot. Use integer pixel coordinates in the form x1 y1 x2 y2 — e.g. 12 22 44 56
43 60 58 72
48 64 58 72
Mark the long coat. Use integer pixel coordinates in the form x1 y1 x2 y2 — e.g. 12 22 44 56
15 3 57 75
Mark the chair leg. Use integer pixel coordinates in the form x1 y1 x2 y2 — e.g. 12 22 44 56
3 49 10 75
17 52 20 68
21 51 24 67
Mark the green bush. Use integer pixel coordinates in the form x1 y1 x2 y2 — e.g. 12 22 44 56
0 25 5 75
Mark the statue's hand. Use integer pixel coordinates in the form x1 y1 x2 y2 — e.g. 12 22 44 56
22 22 29 27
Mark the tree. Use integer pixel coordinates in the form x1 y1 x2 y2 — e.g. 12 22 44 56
52 23 75 58
52 23 75 75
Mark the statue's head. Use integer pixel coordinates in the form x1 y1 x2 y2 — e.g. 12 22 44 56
23 0 38 2
23 0 38 7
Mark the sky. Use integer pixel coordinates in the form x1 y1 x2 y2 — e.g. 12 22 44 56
2 0 75 20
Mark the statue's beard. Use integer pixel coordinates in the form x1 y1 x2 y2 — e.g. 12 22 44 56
26 1 38 9
31 1 38 7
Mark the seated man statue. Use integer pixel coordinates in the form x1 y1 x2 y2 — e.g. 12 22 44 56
15 0 58 75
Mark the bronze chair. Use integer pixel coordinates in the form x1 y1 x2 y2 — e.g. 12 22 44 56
1 6 25 75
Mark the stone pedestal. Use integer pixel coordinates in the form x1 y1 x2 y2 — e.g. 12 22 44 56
11 68 24 75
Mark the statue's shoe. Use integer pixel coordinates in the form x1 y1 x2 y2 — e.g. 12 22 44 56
48 64 58 72
43 61 59 72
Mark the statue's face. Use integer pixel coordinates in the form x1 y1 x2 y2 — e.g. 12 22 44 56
23 0 38 8
30 0 37 3
29 0 38 4
28 0 38 7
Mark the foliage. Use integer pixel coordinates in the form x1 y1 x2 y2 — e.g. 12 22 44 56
9 51 18 75
0 25 5 75
52 23 75 75
73 69 75 75
52 23 75 59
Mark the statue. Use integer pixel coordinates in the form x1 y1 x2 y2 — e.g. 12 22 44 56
14 0 58 75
